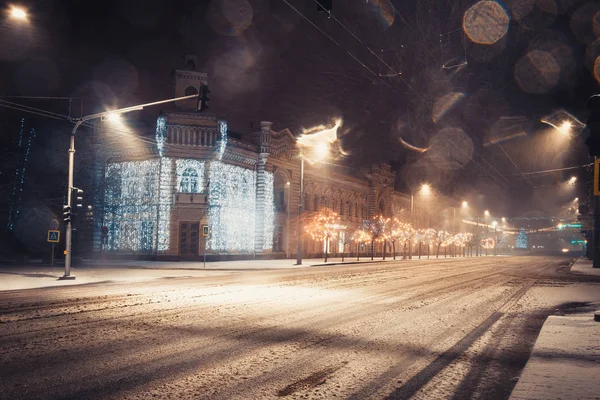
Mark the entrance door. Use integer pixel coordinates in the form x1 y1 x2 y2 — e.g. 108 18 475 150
179 222 199 256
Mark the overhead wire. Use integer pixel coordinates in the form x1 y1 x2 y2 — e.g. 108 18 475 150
498 144 535 187
313 0 401 76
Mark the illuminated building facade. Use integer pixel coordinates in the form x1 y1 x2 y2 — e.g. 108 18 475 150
94 61 423 259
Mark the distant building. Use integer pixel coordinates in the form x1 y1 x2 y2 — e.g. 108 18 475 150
93 58 438 260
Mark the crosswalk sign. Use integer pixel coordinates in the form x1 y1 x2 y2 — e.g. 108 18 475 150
47 230 60 243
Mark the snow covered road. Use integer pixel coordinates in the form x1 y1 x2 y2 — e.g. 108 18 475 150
1 256 599 400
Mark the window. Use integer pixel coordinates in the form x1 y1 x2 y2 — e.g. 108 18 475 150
340 200 344 216
314 195 319 212
179 168 199 193
355 202 359 217
184 86 198 96
275 190 285 212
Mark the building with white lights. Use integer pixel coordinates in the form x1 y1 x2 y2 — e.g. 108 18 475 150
92 59 437 260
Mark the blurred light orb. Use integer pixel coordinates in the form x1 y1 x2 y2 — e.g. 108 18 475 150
432 92 466 123
462 201 469 208
367 0 395 30
463 1 509 45
485 116 529 147
426 127 474 170
421 183 432 195
571 2 600 45
507 0 557 30
514 50 560 94
207 0 253 36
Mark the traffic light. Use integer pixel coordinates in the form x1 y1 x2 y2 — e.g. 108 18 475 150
63 205 72 223
585 94 600 157
317 0 332 13
73 188 83 208
197 85 210 112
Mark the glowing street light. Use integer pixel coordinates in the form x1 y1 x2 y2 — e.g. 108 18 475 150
558 121 572 135
569 176 577 184
296 119 342 265
462 201 468 208
103 113 122 123
9 5 27 21
484 210 490 217
61 93 200 280
421 183 432 195
574 197 579 202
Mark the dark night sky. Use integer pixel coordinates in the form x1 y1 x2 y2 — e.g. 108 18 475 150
1 0 599 218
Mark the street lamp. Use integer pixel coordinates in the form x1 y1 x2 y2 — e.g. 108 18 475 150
411 183 432 229
492 220 498 256
295 120 341 265
60 93 200 280
9 5 27 21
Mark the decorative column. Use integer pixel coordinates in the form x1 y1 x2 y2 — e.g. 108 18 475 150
254 121 272 254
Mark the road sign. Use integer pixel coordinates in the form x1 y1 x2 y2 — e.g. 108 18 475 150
202 225 210 236
49 219 59 230
595 158 600 196
47 230 60 243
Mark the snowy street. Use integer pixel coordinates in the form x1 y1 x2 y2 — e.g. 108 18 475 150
1 256 599 400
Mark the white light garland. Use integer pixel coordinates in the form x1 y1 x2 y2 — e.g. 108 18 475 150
104 159 162 251
157 157 173 251
176 159 205 193
155 115 167 156
263 171 274 250
218 120 227 160
103 158 173 252
208 161 256 252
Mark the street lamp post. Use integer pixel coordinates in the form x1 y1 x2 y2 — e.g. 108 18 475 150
296 153 304 265
60 93 200 279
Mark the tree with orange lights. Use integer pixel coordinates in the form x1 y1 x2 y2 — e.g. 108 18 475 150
361 215 388 260
305 208 342 262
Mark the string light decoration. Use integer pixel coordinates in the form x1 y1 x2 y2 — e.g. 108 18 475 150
157 157 173 251
263 171 275 250
305 208 343 262
516 228 528 248
218 120 227 160
104 159 163 251
155 114 167 156
208 161 256 252
176 159 205 193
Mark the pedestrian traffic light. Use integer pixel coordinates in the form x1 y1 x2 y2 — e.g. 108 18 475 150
73 188 83 207
585 94 600 157
197 84 210 112
63 205 72 223
317 0 332 13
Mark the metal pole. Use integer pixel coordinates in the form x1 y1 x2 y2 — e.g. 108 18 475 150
594 188 600 267
453 207 456 234
410 193 414 227
61 123 82 280
495 226 498 256
296 155 304 265
51 244 55 268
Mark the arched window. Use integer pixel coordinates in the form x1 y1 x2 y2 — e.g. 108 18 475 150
179 168 199 193
184 86 198 96
340 199 344 216
355 202 359 217
314 195 319 211
304 193 311 211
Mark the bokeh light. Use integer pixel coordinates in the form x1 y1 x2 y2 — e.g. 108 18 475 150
432 92 466 123
426 127 474 170
540 109 584 136
507 0 557 31
484 116 529 147
571 2 600 45
514 50 560 94
207 0 253 36
367 0 395 30
463 1 509 45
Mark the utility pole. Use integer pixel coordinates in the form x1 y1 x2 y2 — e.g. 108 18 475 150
585 95 600 267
